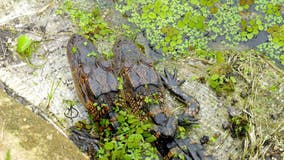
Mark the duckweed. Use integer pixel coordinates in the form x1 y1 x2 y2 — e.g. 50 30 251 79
115 0 284 65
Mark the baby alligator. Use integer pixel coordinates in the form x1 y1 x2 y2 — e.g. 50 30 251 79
67 34 213 160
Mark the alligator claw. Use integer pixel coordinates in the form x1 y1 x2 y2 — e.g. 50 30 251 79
161 69 185 87
173 69 178 80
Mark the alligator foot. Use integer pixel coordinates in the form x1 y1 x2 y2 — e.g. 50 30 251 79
166 138 214 160
149 104 178 138
160 69 185 88
160 69 200 124
69 127 99 160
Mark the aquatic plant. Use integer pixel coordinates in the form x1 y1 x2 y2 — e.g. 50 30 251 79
241 18 264 40
267 25 284 47
115 0 284 64
116 0 210 57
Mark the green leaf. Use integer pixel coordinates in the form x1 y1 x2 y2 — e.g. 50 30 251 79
17 34 33 54
258 25 264 31
247 33 254 39
127 134 143 148
191 0 199 5
141 123 152 130
149 13 156 19
230 76 237 83
280 54 284 60
104 141 114 150
136 127 144 134
177 20 185 28
87 51 97 57
211 74 219 80
256 19 262 25
246 26 253 32
145 135 157 143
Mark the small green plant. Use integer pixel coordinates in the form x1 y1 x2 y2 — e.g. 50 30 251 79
47 80 61 108
96 109 159 159
144 95 159 105
208 74 236 93
16 34 45 68
57 0 114 44
176 126 186 139
264 3 281 17
231 115 250 138
208 52 236 93
74 119 92 131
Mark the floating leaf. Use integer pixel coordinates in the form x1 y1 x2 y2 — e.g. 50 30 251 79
247 33 254 39
177 20 185 28
190 0 199 5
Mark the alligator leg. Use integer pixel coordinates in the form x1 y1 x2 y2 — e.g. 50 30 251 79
172 138 214 160
160 69 200 125
160 69 214 159
149 103 178 137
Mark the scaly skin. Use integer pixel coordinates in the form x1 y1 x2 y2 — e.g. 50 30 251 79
67 34 213 160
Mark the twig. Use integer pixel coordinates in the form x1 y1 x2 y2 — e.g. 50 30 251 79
242 109 253 118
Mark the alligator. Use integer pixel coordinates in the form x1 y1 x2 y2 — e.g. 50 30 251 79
67 34 213 160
